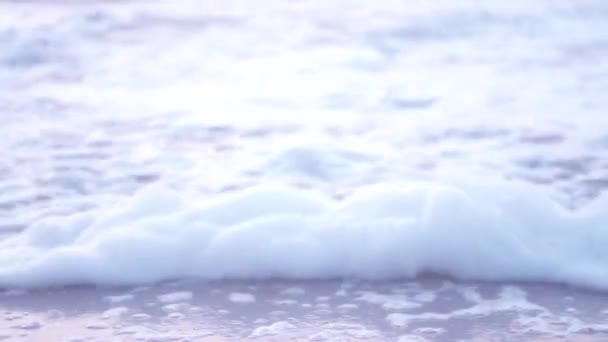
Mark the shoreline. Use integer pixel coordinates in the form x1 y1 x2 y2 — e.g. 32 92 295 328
2 278 608 341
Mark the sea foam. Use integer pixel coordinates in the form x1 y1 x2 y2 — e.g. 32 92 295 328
0 180 607 290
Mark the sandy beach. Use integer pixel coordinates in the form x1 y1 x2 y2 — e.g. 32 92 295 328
3 278 608 341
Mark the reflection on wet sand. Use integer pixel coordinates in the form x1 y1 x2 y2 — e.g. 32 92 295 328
2 279 608 341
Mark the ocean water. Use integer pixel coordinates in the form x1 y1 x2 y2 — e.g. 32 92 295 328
0 0 608 289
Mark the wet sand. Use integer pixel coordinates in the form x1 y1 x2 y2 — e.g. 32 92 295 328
2 278 608 341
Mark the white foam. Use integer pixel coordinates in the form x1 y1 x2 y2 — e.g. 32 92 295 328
104 294 134 304
310 323 383 340
413 292 436 303
167 312 185 320
249 321 296 338
228 292 256 303
386 285 546 327
356 292 421 311
387 313 410 328
101 307 129 320
130 313 151 321
397 335 430 342
156 291 193 303
413 327 445 337
337 303 359 310
13 321 42 330
162 303 191 313
0 180 608 290
281 287 306 296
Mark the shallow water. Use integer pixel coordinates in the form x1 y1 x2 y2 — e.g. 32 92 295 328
2 0 608 230
2 2 608 341
2 279 608 341
1 0 608 290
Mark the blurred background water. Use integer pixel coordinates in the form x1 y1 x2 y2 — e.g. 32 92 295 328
1 0 608 234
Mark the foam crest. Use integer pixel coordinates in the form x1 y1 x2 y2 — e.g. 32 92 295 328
0 180 607 290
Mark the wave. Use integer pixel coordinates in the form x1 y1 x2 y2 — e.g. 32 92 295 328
1 180 607 290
